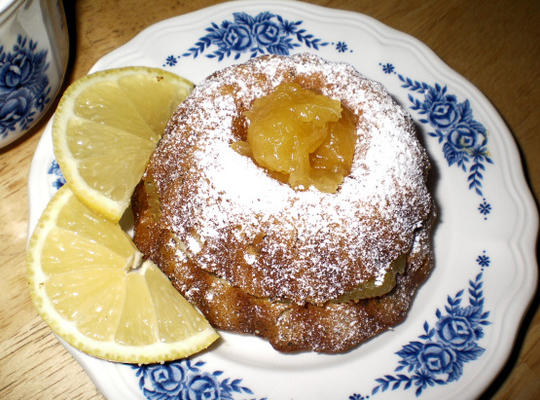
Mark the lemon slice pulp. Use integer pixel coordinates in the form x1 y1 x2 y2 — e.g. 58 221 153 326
27 185 219 364
52 67 193 222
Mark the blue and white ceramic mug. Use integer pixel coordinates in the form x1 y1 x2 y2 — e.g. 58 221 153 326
0 0 68 148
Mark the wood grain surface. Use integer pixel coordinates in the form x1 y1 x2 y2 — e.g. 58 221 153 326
1 0 538 399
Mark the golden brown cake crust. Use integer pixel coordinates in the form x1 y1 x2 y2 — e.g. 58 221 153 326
132 53 436 353
133 179 434 353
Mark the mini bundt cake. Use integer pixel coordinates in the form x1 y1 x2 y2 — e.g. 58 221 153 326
132 53 436 353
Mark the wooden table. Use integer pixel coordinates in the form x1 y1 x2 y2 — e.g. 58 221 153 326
1 0 538 398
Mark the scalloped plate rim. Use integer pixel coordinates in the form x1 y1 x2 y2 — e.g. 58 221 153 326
27 1 538 399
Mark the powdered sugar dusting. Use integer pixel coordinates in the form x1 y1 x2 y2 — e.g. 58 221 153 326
146 53 433 306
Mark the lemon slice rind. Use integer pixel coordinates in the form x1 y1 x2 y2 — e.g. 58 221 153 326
52 67 193 222
27 186 219 364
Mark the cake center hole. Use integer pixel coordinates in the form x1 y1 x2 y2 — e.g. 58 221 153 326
232 82 357 193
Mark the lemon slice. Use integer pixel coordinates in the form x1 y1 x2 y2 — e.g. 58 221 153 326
27 185 219 364
53 67 193 222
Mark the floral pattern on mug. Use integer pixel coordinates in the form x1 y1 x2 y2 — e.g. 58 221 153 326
0 35 51 139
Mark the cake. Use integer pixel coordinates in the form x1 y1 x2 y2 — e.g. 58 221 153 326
132 53 436 353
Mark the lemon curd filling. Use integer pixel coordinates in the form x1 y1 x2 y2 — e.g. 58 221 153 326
232 82 357 193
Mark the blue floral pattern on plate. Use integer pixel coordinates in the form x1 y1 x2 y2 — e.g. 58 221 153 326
132 359 266 400
379 63 494 220
0 35 51 139
349 253 491 399
127 252 491 400
47 159 65 190
163 11 330 66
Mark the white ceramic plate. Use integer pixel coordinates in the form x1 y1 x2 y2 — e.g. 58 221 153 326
28 1 538 399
